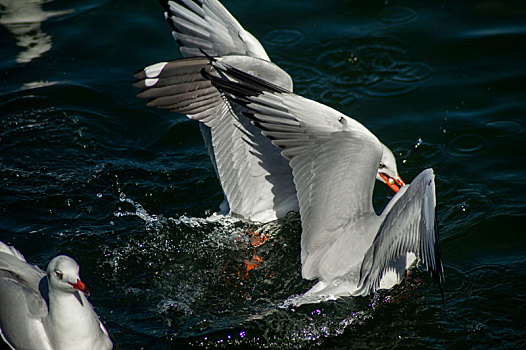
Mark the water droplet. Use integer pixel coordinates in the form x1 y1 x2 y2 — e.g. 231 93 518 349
97 193 103 198
347 54 359 64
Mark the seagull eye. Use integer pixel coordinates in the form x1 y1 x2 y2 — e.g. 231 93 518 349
379 163 385 169
55 270 63 280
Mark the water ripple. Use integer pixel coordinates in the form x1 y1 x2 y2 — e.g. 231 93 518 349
485 120 524 138
265 29 303 46
449 134 488 155
377 6 417 25
311 38 432 98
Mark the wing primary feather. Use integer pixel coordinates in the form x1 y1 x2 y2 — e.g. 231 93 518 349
201 67 260 98
180 0 206 17
200 53 288 99
199 48 216 62
211 61 290 94
170 16 210 39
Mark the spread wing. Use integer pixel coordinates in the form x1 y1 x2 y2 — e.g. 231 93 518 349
357 168 444 299
134 57 297 221
203 61 385 278
160 0 270 60
135 1 297 221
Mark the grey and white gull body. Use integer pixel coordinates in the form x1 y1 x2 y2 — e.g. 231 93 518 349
134 0 405 222
0 241 112 350
200 60 444 302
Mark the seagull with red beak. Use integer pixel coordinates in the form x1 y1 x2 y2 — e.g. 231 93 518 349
0 241 113 349
200 59 444 303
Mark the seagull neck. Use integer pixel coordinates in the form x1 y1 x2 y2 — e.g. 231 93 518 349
46 289 100 349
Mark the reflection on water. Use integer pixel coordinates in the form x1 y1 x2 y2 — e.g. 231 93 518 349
0 0 71 63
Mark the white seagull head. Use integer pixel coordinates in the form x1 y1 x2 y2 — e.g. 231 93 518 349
47 255 90 296
376 143 405 193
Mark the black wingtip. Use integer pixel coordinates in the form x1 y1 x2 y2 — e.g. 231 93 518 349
199 48 216 62
432 216 445 304
201 67 262 99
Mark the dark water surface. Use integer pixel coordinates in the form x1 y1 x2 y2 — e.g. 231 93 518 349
1 0 525 348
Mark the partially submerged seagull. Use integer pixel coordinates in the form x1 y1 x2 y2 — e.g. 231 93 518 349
200 59 444 301
134 0 404 222
0 241 113 350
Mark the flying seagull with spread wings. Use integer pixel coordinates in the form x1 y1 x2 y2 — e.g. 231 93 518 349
134 0 404 222
200 59 444 301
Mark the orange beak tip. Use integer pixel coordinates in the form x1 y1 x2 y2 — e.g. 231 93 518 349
70 279 90 296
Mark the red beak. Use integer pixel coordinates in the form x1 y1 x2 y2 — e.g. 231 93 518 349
379 173 405 193
70 279 90 296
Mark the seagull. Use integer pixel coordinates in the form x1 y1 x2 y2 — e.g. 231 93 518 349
200 59 444 301
134 0 404 222
0 241 113 350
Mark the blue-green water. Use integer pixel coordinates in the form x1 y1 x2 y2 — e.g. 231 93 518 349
1 0 525 348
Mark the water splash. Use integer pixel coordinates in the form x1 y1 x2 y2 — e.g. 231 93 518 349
103 195 433 348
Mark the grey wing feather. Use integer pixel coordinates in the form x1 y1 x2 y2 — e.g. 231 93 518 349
287 127 382 279
357 168 444 299
0 241 27 262
134 57 223 124
135 57 297 221
213 107 298 220
0 273 50 350
0 251 45 290
0 247 51 350
160 0 270 60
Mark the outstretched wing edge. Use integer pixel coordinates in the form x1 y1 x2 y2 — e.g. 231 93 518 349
357 168 444 301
